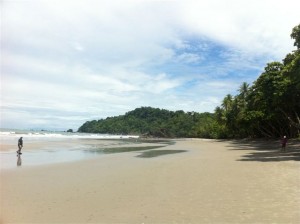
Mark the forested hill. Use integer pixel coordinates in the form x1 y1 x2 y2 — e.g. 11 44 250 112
78 107 219 138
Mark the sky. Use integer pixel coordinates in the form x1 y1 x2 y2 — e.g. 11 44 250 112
1 0 300 131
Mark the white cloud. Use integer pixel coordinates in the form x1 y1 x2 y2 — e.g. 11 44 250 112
70 42 85 52
176 53 203 64
177 0 299 57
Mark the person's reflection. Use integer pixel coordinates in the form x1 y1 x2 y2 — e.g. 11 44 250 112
17 154 22 167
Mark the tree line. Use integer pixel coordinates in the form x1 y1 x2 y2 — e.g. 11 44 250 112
78 24 300 139
215 24 300 138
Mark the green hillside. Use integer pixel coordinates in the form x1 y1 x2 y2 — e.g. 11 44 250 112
78 107 219 138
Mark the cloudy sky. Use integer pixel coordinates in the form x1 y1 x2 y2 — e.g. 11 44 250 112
1 0 299 131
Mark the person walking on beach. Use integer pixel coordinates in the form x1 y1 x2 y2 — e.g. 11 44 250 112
17 137 23 154
281 135 288 152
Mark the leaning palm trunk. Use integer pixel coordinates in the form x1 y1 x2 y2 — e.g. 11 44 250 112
279 109 300 129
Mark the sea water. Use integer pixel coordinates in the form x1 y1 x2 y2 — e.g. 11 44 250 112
0 129 140 169
0 128 139 142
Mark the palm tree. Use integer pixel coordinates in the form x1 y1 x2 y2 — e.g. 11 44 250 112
222 94 233 112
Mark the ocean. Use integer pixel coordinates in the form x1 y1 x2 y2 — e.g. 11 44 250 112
0 128 139 141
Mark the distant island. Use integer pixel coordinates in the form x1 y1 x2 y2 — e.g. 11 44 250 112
78 107 217 138
78 24 300 139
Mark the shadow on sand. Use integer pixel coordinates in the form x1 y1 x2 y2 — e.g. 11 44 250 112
220 139 300 162
137 150 187 158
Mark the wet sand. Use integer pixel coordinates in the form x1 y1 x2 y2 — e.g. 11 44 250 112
1 139 300 223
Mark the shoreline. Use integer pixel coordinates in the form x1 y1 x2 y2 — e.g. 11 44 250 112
1 139 299 223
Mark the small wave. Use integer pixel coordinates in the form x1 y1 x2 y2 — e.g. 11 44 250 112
0 129 139 140
0 131 16 135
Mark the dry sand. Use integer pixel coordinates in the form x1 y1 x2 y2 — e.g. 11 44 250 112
1 139 300 223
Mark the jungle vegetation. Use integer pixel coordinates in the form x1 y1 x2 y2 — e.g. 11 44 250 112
214 24 300 138
78 107 219 138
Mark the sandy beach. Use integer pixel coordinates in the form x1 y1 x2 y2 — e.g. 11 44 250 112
1 139 299 223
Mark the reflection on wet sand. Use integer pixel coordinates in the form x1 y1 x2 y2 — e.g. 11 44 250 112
17 154 22 166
